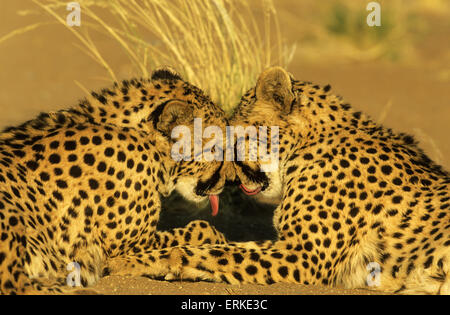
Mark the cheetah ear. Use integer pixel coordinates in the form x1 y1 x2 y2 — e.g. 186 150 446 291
255 67 295 114
151 66 183 81
156 100 194 136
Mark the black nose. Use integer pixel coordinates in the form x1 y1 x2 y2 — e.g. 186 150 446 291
195 187 207 197
225 179 241 186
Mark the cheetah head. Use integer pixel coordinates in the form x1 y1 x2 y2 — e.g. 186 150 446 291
148 67 234 215
231 67 306 203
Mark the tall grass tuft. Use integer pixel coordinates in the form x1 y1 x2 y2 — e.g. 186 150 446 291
17 0 295 113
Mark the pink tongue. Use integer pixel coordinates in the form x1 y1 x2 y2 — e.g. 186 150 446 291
209 195 219 216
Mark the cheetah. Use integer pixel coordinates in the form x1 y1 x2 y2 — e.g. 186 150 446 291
0 67 233 294
109 67 450 295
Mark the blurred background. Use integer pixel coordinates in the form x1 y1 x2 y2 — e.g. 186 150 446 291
1 0 449 241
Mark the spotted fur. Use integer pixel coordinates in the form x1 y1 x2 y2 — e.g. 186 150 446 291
0 67 230 294
112 67 450 295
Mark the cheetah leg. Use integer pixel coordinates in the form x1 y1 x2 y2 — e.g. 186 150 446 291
106 241 314 285
0 210 101 294
0 230 75 295
151 220 227 249
0 207 61 295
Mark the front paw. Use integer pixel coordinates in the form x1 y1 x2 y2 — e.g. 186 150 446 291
163 273 178 281
105 248 184 279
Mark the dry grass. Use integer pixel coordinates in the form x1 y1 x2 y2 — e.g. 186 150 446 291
11 0 295 113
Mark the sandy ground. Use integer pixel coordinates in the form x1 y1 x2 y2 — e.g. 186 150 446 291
0 1 448 295
92 275 387 295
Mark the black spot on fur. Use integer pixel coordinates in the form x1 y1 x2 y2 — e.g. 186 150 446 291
151 69 182 81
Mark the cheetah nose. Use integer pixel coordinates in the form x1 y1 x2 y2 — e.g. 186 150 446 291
209 195 219 216
226 179 241 186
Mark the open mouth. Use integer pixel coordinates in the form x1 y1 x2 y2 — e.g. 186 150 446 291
239 184 262 196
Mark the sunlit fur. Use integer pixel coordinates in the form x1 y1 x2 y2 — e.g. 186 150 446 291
0 67 230 294
119 67 449 295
